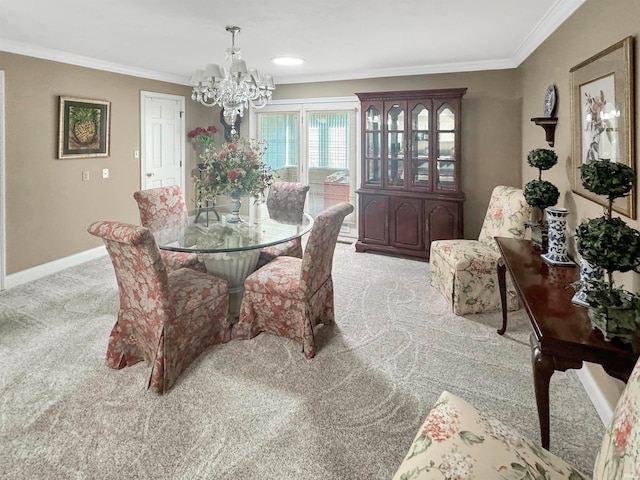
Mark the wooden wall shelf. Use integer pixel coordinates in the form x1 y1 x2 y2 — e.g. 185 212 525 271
531 117 558 147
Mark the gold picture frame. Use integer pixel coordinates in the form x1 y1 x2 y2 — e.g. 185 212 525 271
570 36 635 219
58 96 110 159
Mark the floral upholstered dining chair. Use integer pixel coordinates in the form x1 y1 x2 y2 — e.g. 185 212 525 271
392 354 640 479
234 202 354 358
255 181 311 269
133 185 206 273
88 220 231 393
429 185 531 315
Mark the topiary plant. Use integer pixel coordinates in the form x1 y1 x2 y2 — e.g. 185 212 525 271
524 148 560 249
574 159 640 343
524 148 560 210
524 180 560 210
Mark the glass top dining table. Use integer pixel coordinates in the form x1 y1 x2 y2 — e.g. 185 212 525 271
155 203 314 321
156 205 313 254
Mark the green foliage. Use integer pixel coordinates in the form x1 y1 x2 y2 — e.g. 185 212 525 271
69 106 99 124
576 278 640 309
523 180 559 209
579 159 635 202
527 148 558 171
576 217 640 274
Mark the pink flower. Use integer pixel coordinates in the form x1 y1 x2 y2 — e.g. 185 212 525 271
492 208 503 219
421 405 460 442
228 143 237 151
227 170 239 180
218 151 226 159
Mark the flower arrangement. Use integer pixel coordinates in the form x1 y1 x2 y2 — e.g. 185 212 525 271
194 136 275 204
187 125 217 151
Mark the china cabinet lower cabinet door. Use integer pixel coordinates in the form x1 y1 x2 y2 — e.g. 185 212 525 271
424 199 463 246
357 193 389 248
390 197 423 252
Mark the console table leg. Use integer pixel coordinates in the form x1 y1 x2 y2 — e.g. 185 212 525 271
530 333 553 450
497 257 508 335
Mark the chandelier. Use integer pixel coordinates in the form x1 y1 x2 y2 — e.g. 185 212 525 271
190 26 275 127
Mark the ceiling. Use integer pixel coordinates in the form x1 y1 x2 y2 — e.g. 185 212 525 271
0 0 585 86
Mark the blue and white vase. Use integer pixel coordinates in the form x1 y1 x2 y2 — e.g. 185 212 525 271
541 207 574 265
572 254 604 307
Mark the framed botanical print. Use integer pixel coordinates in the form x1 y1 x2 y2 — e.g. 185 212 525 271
58 96 110 159
570 36 635 218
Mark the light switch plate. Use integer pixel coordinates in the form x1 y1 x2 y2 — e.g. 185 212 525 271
102 168 109 179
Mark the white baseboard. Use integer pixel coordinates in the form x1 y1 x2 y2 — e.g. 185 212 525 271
576 363 624 426
4 246 107 290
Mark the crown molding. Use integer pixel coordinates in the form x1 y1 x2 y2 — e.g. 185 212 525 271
510 0 586 66
1 1 586 87
0 38 190 85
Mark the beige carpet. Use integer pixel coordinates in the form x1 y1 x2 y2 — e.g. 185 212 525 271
0 243 603 479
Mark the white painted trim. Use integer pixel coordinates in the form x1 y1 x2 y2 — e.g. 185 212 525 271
4 246 106 290
511 0 586 66
0 38 189 85
270 96 359 105
576 365 617 426
0 1 585 86
0 71 5 291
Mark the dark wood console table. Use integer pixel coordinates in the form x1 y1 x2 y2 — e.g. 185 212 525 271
495 236 638 449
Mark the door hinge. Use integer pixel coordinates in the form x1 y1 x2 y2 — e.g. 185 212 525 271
180 160 183 167
180 111 184 118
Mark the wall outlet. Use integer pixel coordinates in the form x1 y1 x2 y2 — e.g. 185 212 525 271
102 168 109 179
134 150 140 159
82 171 90 181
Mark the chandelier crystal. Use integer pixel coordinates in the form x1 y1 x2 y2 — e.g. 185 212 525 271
190 26 275 127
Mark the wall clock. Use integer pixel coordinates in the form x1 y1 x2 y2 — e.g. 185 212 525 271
543 85 557 117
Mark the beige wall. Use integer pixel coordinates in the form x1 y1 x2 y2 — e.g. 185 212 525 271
3 0 638 288
519 0 640 294
276 71 523 239
1 52 220 273
519 0 640 402
1 54 522 275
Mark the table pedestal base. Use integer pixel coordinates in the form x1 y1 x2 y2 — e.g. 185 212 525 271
200 250 261 322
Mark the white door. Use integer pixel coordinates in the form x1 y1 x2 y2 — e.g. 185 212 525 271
140 91 185 190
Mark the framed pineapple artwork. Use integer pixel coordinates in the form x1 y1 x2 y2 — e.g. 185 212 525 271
58 96 110 159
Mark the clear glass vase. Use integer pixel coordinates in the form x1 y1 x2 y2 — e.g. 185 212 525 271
228 190 243 224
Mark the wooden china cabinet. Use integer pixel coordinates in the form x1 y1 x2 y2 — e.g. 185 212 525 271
355 89 466 259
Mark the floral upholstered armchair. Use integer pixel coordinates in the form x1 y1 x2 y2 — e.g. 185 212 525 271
88 220 231 393
234 202 354 359
429 185 531 315
134 185 206 273
256 181 311 269
392 355 640 479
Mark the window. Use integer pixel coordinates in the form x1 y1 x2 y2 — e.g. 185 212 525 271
252 99 359 237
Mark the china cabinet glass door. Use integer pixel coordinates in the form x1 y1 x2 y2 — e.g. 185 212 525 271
386 103 405 187
363 104 382 186
436 104 456 191
410 102 430 189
